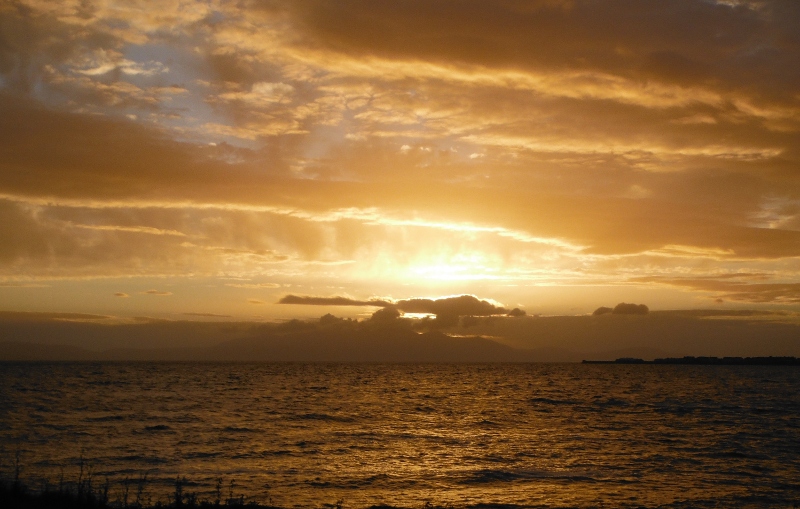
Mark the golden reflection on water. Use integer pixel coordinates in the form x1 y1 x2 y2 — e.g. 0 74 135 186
1 363 799 508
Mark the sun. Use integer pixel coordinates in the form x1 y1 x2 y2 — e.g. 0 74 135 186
406 252 502 281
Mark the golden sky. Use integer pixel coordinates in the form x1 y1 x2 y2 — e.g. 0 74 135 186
1 0 800 320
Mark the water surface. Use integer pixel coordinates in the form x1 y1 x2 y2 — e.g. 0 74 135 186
1 363 799 508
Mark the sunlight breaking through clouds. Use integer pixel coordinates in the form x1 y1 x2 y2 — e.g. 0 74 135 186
1 0 800 318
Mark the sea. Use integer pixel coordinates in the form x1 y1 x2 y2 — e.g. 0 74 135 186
1 362 799 508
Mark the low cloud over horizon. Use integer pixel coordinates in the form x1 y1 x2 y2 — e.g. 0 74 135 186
279 294 514 318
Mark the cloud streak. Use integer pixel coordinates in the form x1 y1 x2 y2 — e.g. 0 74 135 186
279 295 392 307
279 294 509 317
142 289 172 296
633 276 800 304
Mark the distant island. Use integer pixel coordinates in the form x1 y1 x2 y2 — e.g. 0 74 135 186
583 356 800 365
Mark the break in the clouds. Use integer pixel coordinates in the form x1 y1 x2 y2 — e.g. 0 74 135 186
1 0 800 318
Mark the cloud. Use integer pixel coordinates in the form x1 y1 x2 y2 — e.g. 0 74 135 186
395 295 507 316
69 224 187 237
2 92 799 264
632 275 800 304
1 0 800 315
224 283 281 289
114 292 129 298
248 299 266 305
594 303 649 315
73 49 168 77
183 312 232 318
369 306 402 322
279 295 392 307
279 294 509 317
612 303 649 315
275 1 799 109
141 289 172 296
0 311 111 322
217 82 295 108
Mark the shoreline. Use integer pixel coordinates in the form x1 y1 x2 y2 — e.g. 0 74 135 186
582 356 800 365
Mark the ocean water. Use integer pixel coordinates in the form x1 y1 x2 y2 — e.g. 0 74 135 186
0 362 799 508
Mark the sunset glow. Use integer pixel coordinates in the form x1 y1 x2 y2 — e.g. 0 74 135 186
1 0 799 323
3 5 800 505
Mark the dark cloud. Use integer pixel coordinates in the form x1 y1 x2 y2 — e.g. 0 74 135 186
0 311 111 322
664 309 790 318
633 276 800 304
0 93 253 202
719 285 800 304
279 295 392 307
281 0 799 98
594 303 649 315
396 295 507 316
369 306 402 322
612 303 649 315
142 289 172 296
279 294 509 318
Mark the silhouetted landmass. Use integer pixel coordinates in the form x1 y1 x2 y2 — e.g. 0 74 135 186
0 327 530 362
583 356 800 365
2 309 800 362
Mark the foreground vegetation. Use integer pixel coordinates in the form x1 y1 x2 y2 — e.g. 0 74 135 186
0 476 276 509
0 477 456 509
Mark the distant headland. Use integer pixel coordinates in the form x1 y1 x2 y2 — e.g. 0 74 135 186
583 356 800 365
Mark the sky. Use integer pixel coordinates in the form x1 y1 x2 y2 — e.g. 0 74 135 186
1 0 800 323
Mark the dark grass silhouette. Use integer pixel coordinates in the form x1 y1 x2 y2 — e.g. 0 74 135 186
0 452 275 509
0 479 459 509
0 475 275 509
0 465 459 509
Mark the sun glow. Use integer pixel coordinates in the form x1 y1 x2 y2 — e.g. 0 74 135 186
406 253 503 281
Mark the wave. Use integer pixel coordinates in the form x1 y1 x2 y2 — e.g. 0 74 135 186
293 412 354 422
461 468 597 485
222 426 256 433
85 414 128 422
143 424 171 431
529 397 577 406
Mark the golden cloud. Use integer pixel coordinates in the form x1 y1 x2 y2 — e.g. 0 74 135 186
1 1 800 315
